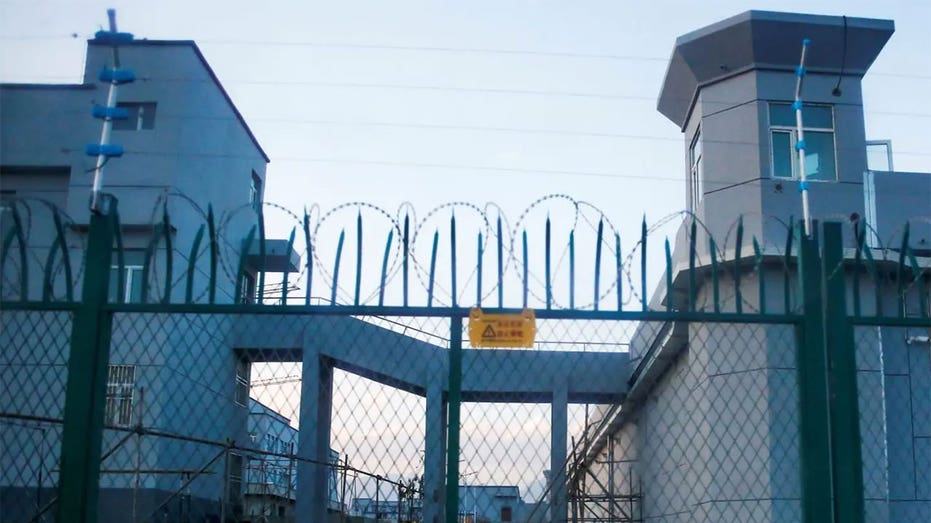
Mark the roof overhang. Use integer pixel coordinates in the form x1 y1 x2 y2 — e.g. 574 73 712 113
657 10 894 129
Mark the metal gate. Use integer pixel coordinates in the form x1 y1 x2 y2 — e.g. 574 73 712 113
1 194 928 523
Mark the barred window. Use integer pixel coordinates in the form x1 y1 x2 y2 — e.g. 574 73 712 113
228 452 244 504
105 365 135 426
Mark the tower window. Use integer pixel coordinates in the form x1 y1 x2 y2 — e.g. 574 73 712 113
112 102 157 131
689 129 703 211
250 171 263 212
769 103 836 181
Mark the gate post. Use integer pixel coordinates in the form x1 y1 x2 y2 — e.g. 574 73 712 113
795 221 834 523
445 316 463 523
822 222 864 523
58 195 117 523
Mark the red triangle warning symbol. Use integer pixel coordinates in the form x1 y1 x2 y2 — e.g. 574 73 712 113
482 324 496 338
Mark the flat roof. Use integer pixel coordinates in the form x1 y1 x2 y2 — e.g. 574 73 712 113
657 10 895 129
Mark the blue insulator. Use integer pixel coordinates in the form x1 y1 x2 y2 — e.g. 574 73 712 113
85 144 125 157
92 105 129 120
795 140 807 151
98 68 136 84
94 30 134 44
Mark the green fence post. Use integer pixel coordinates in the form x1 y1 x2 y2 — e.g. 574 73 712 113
58 195 117 523
796 220 834 523
822 222 864 523
446 315 463 523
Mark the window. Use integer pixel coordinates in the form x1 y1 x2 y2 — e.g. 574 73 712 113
235 359 250 406
228 452 244 505
689 129 703 211
105 365 135 426
109 265 144 303
249 171 262 212
240 272 256 304
501 506 512 522
112 102 157 131
866 140 894 171
769 103 836 181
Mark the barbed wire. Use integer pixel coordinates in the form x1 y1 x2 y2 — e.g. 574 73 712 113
2 194 929 311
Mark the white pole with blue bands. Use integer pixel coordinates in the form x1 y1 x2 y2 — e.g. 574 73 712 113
88 9 135 212
794 38 812 237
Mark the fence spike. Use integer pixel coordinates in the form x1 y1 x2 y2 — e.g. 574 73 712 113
906 243 928 318
186 225 205 304
53 206 74 302
897 222 909 318
161 204 173 304
545 216 552 310
688 219 697 312
476 232 483 307
378 229 394 307
42 235 58 303
664 237 672 312
207 205 218 305
427 230 438 307
44 204 75 302
734 216 743 314
860 226 881 316
331 229 345 306
710 236 720 313
615 233 622 312
403 213 410 307
784 219 794 314
641 215 648 311
282 226 296 305
753 236 765 314
594 217 604 311
497 216 504 308
234 226 257 305
569 230 575 310
354 212 363 306
522 230 529 309
450 213 458 307
0 203 29 301
112 207 125 304
140 222 162 304
256 207 266 305
302 208 312 305
853 220 864 317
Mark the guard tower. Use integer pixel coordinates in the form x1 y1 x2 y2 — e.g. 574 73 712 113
658 11 895 245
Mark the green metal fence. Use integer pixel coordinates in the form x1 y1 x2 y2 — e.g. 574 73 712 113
1 195 929 523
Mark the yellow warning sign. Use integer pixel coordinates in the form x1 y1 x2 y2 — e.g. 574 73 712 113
468 308 536 348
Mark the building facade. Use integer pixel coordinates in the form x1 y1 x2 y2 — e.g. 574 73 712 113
582 10 930 523
0 34 299 522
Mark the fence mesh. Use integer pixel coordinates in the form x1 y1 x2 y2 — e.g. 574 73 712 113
2 301 927 522
0 310 72 523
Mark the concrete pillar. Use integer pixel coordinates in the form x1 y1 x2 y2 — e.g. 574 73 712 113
551 381 568 523
296 343 334 523
423 380 447 523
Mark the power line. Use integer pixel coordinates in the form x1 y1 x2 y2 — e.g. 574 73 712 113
2 34 931 80
4 75 930 120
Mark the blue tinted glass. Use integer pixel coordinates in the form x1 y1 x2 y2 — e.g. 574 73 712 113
804 131 836 180
805 106 833 128
769 104 795 126
772 131 793 178
769 103 833 129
